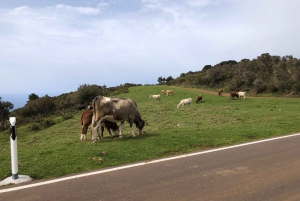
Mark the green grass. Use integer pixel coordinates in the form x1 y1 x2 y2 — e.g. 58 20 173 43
1 85 300 181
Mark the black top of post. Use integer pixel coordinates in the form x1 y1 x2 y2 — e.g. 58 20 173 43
10 117 17 140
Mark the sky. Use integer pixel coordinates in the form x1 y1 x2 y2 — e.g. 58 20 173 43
1 0 300 108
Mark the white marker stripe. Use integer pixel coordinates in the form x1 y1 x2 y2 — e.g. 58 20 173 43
1 132 300 194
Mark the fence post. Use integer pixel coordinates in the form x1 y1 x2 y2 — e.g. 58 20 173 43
10 117 18 180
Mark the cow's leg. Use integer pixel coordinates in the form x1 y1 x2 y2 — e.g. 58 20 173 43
81 125 88 141
96 126 104 141
105 125 114 139
92 123 100 143
119 121 125 138
129 120 136 137
130 126 136 137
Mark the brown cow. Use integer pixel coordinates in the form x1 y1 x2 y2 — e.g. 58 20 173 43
161 90 165 94
195 94 203 103
230 91 239 100
218 89 223 96
166 90 174 96
80 110 119 141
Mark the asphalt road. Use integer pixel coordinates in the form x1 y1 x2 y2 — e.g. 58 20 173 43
1 134 300 201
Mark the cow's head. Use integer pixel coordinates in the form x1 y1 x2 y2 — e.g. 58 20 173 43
135 120 148 134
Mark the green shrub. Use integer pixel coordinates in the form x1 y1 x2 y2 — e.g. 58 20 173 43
62 113 73 120
29 123 40 131
42 118 55 128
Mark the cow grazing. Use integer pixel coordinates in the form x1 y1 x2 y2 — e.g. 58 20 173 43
195 95 203 103
150 94 160 101
230 91 239 100
77 105 86 110
237 91 246 100
166 90 174 96
161 90 165 94
218 89 223 96
80 110 119 141
92 96 147 142
177 98 192 108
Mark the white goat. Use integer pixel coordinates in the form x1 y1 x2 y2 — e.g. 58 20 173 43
150 94 161 101
177 98 192 108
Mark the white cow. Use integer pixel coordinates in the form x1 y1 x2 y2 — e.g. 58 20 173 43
177 98 192 108
237 92 246 100
150 94 161 101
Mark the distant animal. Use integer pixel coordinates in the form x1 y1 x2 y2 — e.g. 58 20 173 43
218 89 223 96
166 90 174 96
161 90 165 94
77 105 86 110
80 110 119 141
150 94 160 101
195 95 203 103
230 91 239 100
237 91 246 100
177 98 192 108
91 96 147 142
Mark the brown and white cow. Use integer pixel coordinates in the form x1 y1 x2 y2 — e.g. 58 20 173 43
166 90 174 96
195 94 203 103
218 89 223 96
80 110 119 141
92 96 147 142
230 91 239 100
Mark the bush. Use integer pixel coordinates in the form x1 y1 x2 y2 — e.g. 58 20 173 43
62 113 73 120
29 123 40 131
42 118 55 128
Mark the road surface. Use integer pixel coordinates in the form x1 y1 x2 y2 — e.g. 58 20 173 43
1 134 300 201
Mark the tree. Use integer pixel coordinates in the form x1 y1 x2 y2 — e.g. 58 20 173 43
28 93 39 101
166 76 174 82
157 76 166 84
77 84 103 105
202 65 212 71
0 97 14 129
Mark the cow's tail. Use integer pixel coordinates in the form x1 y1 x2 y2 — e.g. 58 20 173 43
92 96 100 127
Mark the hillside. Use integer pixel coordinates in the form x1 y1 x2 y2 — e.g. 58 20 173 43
1 85 300 181
166 53 300 96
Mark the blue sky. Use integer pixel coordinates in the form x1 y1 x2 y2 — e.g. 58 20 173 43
1 0 300 107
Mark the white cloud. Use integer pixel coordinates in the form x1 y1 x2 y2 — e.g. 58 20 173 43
186 0 218 7
1 0 300 95
55 4 101 15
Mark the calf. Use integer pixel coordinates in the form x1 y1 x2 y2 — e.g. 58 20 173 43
195 94 203 103
177 98 192 108
230 91 239 100
218 89 223 96
80 110 119 141
161 90 165 94
150 94 161 101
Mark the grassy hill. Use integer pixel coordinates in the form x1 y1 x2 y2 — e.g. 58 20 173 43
1 85 300 181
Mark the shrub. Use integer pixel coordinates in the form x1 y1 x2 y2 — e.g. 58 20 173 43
29 123 40 131
42 118 55 128
62 113 73 120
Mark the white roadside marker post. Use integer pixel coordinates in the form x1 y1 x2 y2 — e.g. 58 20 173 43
10 117 18 180
0 117 32 186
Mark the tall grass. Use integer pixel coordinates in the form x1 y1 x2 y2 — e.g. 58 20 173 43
1 85 300 181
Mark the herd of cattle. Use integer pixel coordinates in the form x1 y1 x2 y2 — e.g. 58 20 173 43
80 89 246 142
